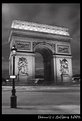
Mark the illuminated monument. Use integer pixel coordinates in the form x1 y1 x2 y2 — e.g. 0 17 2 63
9 20 72 85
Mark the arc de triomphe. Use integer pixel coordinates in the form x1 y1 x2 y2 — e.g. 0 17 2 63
9 20 72 84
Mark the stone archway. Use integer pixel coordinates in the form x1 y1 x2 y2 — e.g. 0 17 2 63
34 45 54 84
9 20 72 85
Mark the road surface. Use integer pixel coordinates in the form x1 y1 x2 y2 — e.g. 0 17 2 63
2 86 80 114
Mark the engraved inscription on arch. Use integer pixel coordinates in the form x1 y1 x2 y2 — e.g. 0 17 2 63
15 40 31 51
57 45 70 54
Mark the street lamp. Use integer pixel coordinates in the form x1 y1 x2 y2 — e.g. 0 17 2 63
10 45 17 108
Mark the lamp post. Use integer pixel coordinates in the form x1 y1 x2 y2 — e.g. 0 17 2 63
10 45 17 108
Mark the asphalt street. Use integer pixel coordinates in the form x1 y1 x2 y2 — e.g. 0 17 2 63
2 86 80 114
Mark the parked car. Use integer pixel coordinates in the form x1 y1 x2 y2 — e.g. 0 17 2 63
34 78 44 84
72 77 80 84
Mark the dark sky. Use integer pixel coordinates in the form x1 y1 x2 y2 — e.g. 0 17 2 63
2 3 80 75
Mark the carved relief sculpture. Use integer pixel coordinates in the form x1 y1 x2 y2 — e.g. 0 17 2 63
60 59 69 75
15 41 31 51
18 57 28 76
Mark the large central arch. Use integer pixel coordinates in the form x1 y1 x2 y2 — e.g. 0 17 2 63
34 45 54 84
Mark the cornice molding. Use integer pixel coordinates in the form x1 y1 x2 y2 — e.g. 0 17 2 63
11 20 70 36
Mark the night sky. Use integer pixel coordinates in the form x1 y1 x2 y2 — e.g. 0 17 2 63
2 3 80 76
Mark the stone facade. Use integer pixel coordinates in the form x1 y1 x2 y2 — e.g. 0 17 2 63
9 20 72 84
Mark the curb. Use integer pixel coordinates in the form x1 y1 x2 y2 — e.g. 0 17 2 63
2 86 80 91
